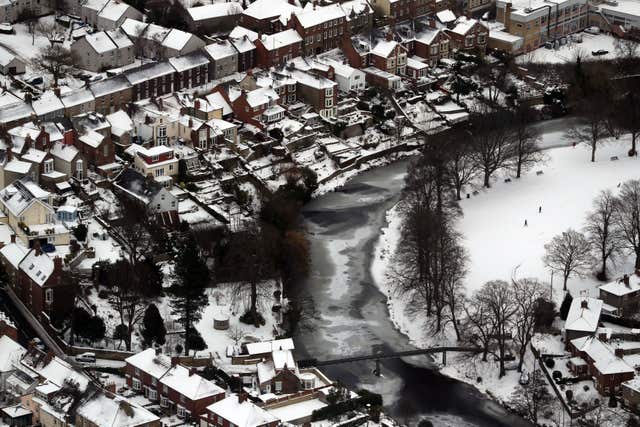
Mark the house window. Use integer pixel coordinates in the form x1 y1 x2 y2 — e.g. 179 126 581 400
135 368 140 376
151 378 157 386
44 159 54 174
151 155 159 162
132 378 141 391
149 389 157 400
44 288 53 303
430 45 438 55
163 385 168 394
325 98 333 108
275 381 282 393
465 35 474 46
155 169 164 177
177 405 189 419
75 160 83 179
160 395 169 407
477 34 486 44
325 87 333 97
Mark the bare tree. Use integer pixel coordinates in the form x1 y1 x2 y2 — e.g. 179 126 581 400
613 78 640 156
567 62 615 162
443 129 478 200
585 190 622 281
106 260 146 351
510 103 543 179
613 180 640 270
614 37 640 72
35 21 63 46
463 296 494 362
475 280 517 378
33 44 76 87
512 278 548 372
108 195 151 270
543 229 593 291
469 107 514 188
510 369 553 425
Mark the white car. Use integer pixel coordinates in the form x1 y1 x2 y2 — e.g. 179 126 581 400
76 352 96 363
0 23 13 34
584 26 600 35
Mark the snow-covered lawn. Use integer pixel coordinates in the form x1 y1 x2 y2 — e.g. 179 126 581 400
519 33 620 64
459 135 639 302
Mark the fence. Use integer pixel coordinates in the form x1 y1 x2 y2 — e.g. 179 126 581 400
531 344 590 421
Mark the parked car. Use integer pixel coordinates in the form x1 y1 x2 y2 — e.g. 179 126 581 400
76 352 96 363
592 49 609 56
0 23 13 34
570 34 583 43
584 26 601 35
32 337 45 351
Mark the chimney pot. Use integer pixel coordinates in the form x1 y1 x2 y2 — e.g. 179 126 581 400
615 347 624 358
10 234 15 243
623 274 631 287
580 299 588 309
238 393 248 403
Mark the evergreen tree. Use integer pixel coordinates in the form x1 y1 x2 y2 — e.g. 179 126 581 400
141 304 166 348
559 292 573 320
85 316 106 344
185 327 206 354
170 234 209 355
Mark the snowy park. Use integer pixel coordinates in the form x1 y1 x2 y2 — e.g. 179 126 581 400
459 134 640 303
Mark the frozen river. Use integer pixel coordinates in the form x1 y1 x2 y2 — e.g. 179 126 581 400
289 159 532 426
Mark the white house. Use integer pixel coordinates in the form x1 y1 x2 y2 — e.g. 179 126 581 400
318 58 366 92
0 46 25 75
72 29 135 72
114 168 178 215
0 335 26 393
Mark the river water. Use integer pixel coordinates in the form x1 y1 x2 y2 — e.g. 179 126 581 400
289 159 532 427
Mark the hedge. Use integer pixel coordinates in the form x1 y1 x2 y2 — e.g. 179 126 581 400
311 390 382 421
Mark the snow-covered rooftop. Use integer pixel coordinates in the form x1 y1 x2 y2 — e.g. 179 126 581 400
600 274 640 297
571 335 634 375
436 9 456 23
187 2 242 21
565 297 602 333
295 3 345 28
169 50 210 72
258 29 302 51
124 348 172 380
229 26 258 42
160 364 225 400
0 335 26 373
205 40 237 60
242 0 301 22
19 249 55 287
76 392 159 427
206 394 280 427
371 40 402 57
246 338 294 355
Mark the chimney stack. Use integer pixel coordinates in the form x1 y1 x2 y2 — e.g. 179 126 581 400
155 347 162 356
615 347 625 358
580 299 588 309
623 274 630 287
238 392 248 403
34 241 42 256
429 18 436 29
386 31 393 42
10 234 15 243
53 256 62 271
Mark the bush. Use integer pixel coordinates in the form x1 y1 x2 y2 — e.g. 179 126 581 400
559 292 573 321
73 223 88 241
552 370 562 381
565 390 573 401
175 344 183 355
609 393 617 408
239 311 266 326
545 358 555 369
185 182 199 192
418 421 434 427
583 385 590 391
98 289 109 299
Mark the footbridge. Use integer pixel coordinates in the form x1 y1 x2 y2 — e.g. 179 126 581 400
298 346 483 375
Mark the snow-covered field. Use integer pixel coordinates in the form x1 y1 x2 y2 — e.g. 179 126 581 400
519 32 619 64
459 135 638 301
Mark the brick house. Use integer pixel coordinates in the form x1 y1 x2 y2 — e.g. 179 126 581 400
71 113 115 170
406 57 429 80
230 35 257 73
124 349 224 421
168 51 211 92
255 29 303 68
599 274 640 318
414 26 452 66
0 243 73 325
340 0 374 34
230 87 284 129
126 144 178 186
369 0 413 21
570 335 635 395
203 394 279 427
445 17 488 54
60 89 96 118
290 3 347 56
289 70 338 118
183 2 242 34
370 38 408 75
239 0 301 34
257 350 302 394
125 62 175 102
89 76 133 116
